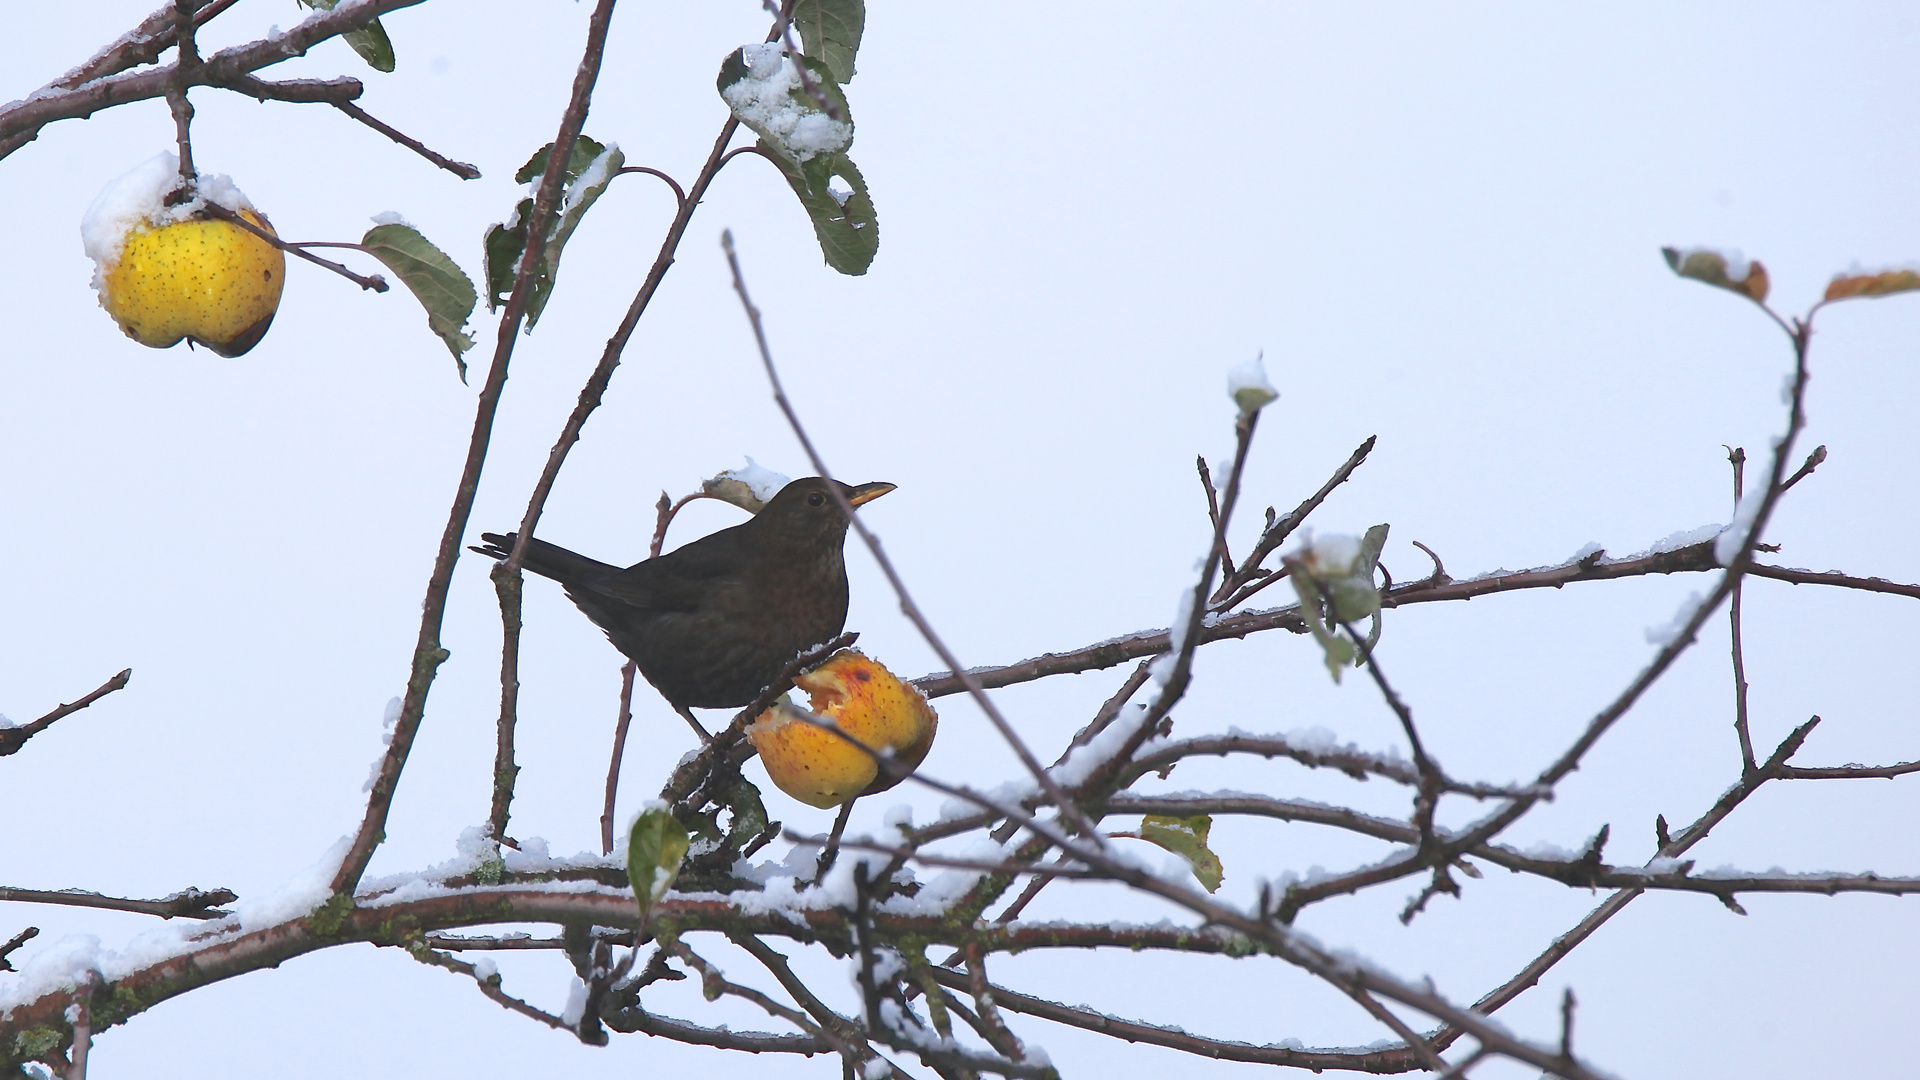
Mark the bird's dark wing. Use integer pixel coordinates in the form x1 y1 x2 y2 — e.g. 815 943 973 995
598 523 753 613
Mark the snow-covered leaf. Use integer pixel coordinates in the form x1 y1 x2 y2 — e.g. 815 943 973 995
1662 246 1769 303
718 48 878 274
360 222 477 378
704 458 794 513
483 136 624 325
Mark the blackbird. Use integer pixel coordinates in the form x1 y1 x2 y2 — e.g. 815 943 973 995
473 477 893 723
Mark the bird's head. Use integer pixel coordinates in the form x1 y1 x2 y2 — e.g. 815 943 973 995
754 477 894 546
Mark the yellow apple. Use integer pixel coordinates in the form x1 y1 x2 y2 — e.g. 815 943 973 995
747 649 938 809
99 209 286 357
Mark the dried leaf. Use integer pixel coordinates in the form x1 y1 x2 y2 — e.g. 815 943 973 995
1824 268 1920 302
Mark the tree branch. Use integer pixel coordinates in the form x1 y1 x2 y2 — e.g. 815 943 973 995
0 0 431 160
0 669 130 757
910 540 1724 699
0 885 235 920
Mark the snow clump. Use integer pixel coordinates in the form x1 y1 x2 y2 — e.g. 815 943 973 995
721 44 852 162
80 152 258 293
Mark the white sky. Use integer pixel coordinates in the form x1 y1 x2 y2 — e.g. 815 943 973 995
3 3 1917 1078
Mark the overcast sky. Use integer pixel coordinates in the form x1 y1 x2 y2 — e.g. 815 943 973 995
4 4 1917 1078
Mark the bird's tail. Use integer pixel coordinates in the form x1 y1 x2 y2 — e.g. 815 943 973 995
471 531 620 586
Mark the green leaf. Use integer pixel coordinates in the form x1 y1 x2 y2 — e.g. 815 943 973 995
360 222 477 379
627 807 691 922
763 147 880 275
1139 814 1224 892
482 137 623 326
793 0 866 84
296 0 396 72
513 136 608 187
482 198 532 313
1661 246 1770 303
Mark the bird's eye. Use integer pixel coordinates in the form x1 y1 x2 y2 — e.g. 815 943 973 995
807 492 826 507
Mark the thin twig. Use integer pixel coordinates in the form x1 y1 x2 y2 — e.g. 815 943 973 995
0 885 235 920
1212 436 1377 608
1308 581 1443 844
0 926 38 972
331 0 621 898
413 947 571 1030
0 669 131 757
1143 315 1813 924
919 965 1438 1073
493 89 763 824
616 166 687 206
1064 660 1153 752
1727 446 1757 772
1195 456 1236 578
1747 563 1920 600
813 800 856 882
600 660 639 855
1777 758 1920 780
731 933 868 1051
332 100 480 179
670 938 861 1061
1344 988 1447 1073
487 560 523 846
215 71 361 104
166 0 201 189
196 202 389 291
422 932 567 951
721 229 1105 842
963 944 1026 1063
604 485 727 844
1779 444 1828 493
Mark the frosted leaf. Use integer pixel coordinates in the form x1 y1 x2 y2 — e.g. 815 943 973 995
704 457 794 513
1227 353 1279 414
721 46 852 163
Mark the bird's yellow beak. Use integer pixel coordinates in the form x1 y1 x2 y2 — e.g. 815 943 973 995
847 481 896 508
